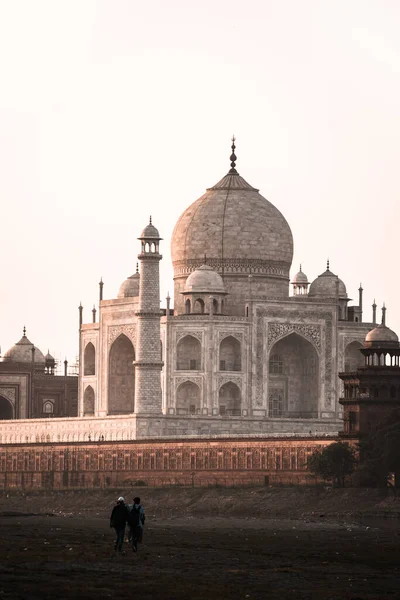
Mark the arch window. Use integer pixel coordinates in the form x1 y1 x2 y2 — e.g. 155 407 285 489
43 400 54 414
84 342 96 376
176 381 201 415
218 382 241 416
176 335 201 370
185 299 191 314
219 336 241 371
194 298 205 314
269 354 283 375
83 385 95 415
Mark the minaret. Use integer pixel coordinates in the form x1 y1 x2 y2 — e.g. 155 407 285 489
134 217 163 414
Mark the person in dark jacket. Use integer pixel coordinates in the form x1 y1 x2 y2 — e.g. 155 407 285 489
110 497 129 552
127 496 145 552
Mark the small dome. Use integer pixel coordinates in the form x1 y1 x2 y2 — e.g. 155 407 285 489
45 351 55 361
365 324 399 348
308 264 347 298
184 264 226 294
139 217 160 239
118 271 140 298
292 266 308 284
3 331 45 364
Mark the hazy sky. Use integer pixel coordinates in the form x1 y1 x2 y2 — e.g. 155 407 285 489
1 0 400 365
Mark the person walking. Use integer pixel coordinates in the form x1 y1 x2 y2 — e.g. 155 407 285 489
110 496 129 553
127 496 145 552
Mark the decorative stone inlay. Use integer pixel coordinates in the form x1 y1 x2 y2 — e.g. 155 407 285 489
176 331 203 343
0 387 16 405
218 331 243 343
108 325 136 347
256 308 334 409
217 375 243 390
174 258 290 277
267 323 321 351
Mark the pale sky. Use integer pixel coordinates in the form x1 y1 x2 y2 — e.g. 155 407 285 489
1 0 400 365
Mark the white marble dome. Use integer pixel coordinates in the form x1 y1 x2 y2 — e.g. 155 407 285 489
171 158 293 276
185 264 226 294
118 271 140 298
3 331 45 364
292 266 308 284
308 265 347 299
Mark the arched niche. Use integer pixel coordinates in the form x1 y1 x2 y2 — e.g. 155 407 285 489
219 336 241 371
194 298 205 314
219 382 241 416
185 299 191 314
176 335 201 370
108 334 135 414
176 381 201 415
83 385 95 415
268 332 319 418
0 396 13 420
344 341 364 372
84 342 96 376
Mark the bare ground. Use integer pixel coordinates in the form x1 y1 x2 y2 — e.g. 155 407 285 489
0 488 399 600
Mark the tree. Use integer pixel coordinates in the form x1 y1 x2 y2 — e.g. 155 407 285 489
307 442 356 487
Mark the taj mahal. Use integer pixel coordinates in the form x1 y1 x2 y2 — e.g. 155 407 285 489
0 140 381 443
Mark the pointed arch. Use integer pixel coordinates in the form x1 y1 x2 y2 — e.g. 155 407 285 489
219 336 241 371
83 385 95 415
344 341 364 372
176 381 201 414
194 298 205 314
0 395 13 420
108 334 135 414
176 335 201 370
84 342 96 376
268 332 319 418
218 382 241 416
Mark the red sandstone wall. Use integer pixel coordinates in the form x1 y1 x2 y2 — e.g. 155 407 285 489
0 437 337 490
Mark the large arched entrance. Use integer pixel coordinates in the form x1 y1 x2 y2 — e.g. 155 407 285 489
108 334 135 414
218 382 241 415
268 333 319 418
176 381 201 414
0 396 13 420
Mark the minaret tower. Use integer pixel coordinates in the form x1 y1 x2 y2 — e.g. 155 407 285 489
134 217 163 414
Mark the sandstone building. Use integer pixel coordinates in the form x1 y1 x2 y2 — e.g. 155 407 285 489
0 328 78 420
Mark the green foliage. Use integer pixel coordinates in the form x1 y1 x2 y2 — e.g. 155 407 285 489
307 442 356 487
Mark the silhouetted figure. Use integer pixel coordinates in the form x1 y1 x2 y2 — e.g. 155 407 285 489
127 496 145 552
110 497 129 552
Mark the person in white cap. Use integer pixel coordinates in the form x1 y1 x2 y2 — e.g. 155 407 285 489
110 497 129 552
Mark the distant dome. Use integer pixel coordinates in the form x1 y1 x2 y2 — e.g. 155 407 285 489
45 351 55 361
365 324 399 349
118 270 140 298
308 264 347 298
184 264 226 294
139 218 160 239
3 331 45 364
292 266 308 284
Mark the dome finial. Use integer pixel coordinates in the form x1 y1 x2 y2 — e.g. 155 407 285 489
229 135 238 174
23 326 26 337
299 264 302 272
326 259 330 271
382 303 387 326
136 262 139 274
149 215 152 225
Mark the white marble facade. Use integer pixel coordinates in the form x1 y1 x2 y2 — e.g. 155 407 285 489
77 147 374 438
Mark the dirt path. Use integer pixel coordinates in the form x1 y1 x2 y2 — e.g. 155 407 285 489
0 513 399 599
